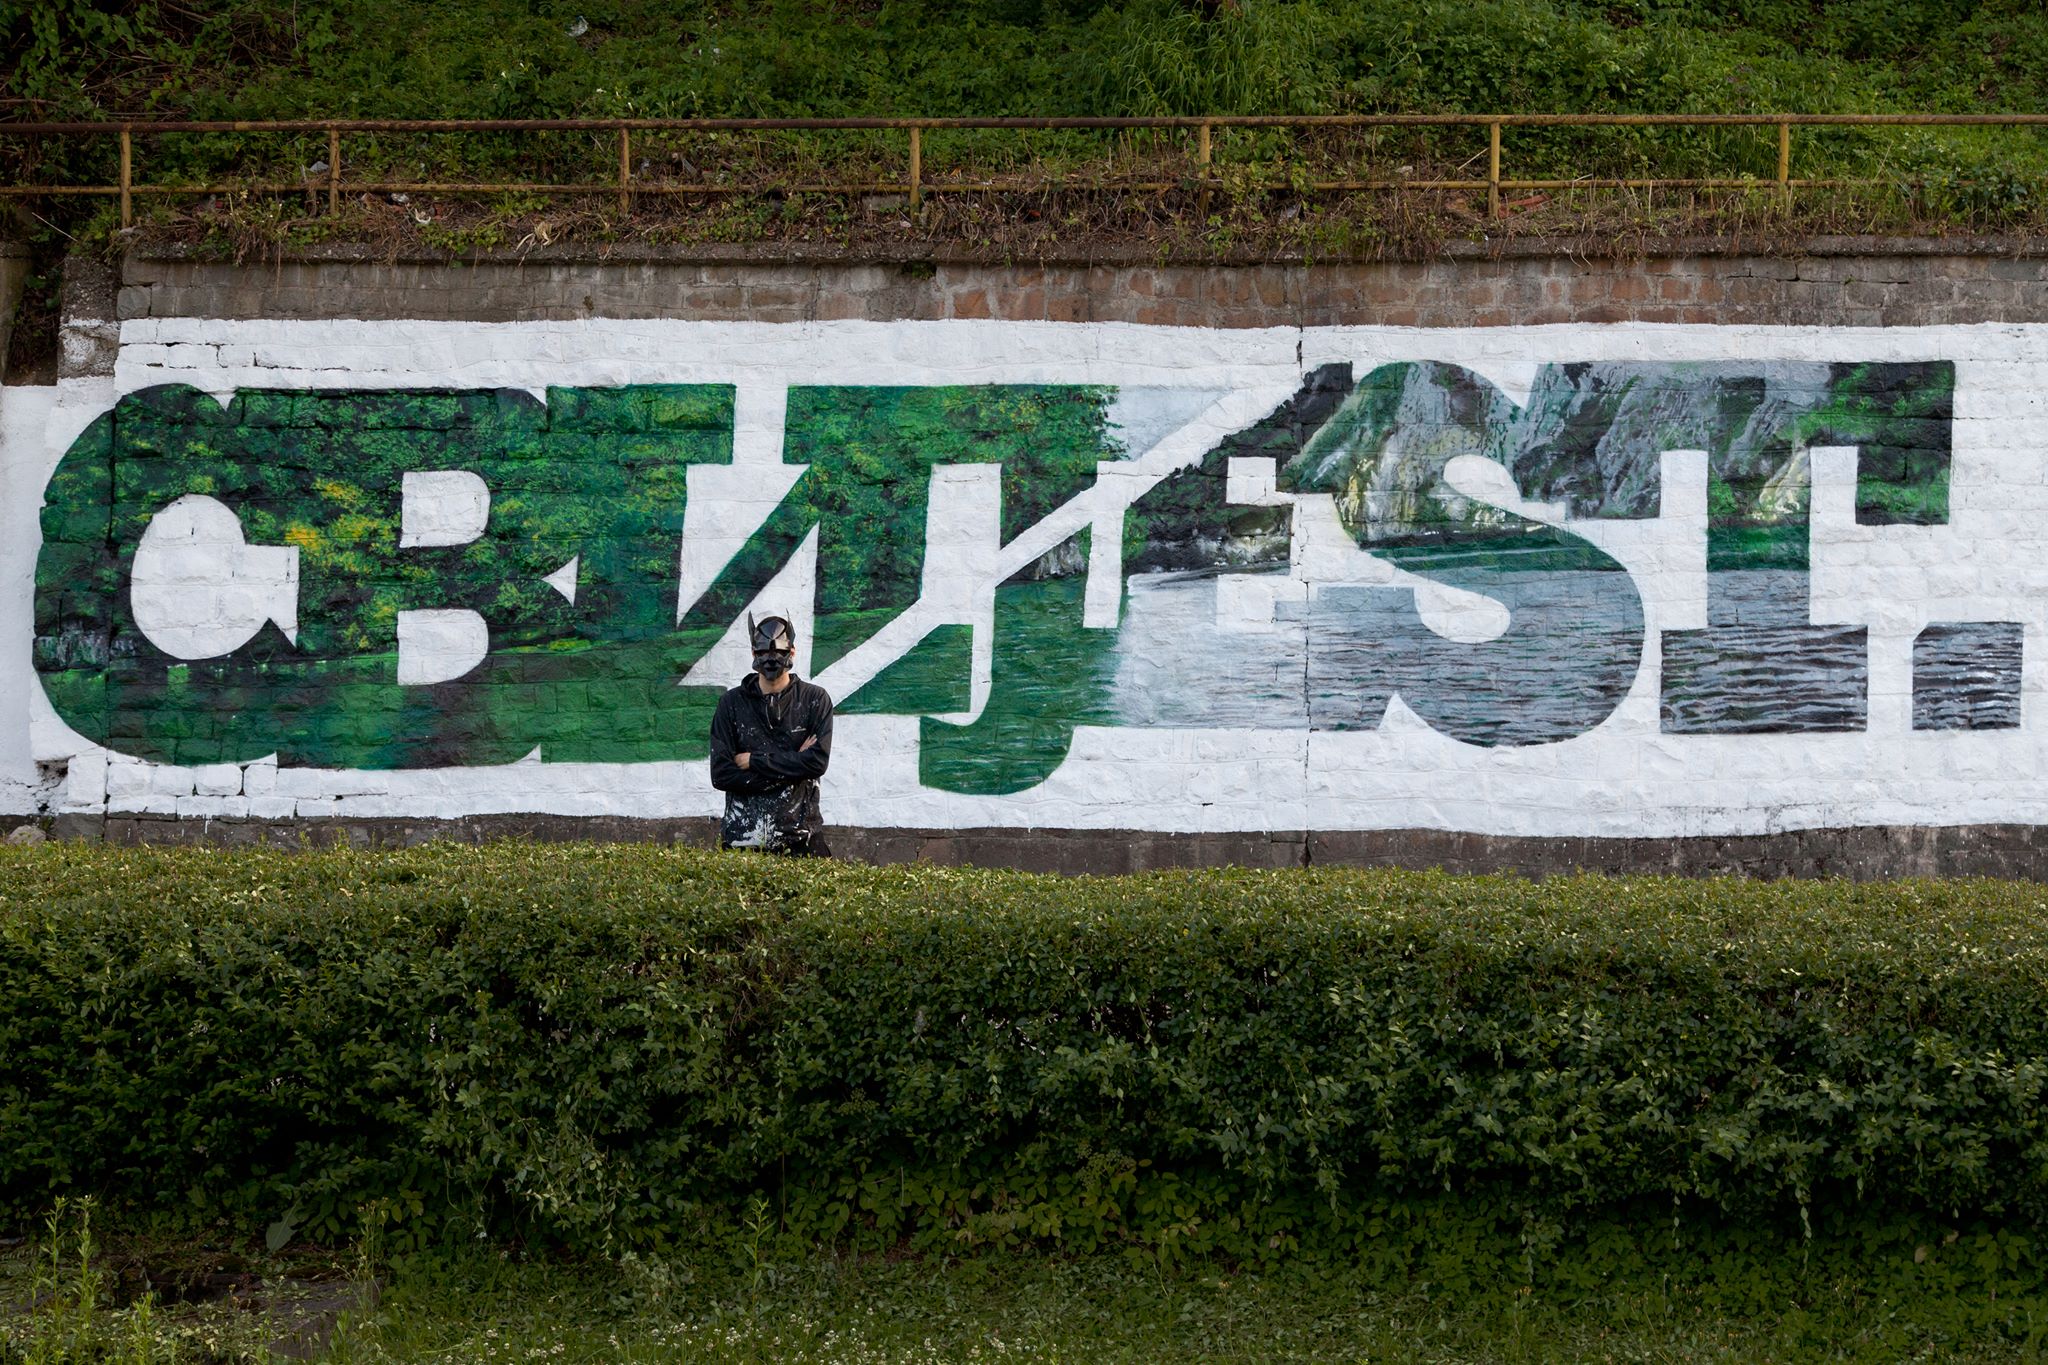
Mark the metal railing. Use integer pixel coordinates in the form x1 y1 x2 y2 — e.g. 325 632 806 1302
4 112 2044 227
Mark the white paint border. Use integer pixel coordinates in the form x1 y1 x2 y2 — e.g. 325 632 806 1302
1 318 2041 837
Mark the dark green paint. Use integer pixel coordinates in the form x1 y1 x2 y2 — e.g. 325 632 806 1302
920 556 1118 797
840 624 973 716
31 361 1972 793
38 383 733 768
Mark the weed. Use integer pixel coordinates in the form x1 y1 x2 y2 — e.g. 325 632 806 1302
0 1201 274 1365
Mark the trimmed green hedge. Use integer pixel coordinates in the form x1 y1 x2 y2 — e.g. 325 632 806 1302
2 844 2046 1267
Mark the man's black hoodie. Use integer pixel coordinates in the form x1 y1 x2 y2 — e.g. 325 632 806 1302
708 672 834 854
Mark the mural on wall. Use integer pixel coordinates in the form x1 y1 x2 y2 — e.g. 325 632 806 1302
30 354 2007 804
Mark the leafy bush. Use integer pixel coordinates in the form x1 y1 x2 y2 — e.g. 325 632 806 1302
5 0 2048 284
2 843 2047 1281
1087 0 1341 116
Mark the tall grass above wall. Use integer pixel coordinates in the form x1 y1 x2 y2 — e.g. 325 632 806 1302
8 0 2048 193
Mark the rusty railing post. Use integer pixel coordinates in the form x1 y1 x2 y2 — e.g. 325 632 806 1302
1777 120 1791 204
908 125 922 214
1487 119 1502 217
118 127 132 228
617 127 631 215
327 127 341 213
1197 120 1212 221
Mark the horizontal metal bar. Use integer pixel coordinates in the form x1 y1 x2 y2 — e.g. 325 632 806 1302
0 180 950 198
0 174 1980 200
1490 177 1849 190
1 110 2034 215
931 175 1924 192
4 112 2048 136
1308 179 1492 191
341 181 925 195
324 181 643 193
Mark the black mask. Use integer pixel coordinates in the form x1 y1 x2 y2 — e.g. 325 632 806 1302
749 613 795 681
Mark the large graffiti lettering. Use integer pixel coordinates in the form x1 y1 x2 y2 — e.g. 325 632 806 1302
30 355 2003 800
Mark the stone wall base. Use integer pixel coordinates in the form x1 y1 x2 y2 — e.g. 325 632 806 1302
5 814 2044 881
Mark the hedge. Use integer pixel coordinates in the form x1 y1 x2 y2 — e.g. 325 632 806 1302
2 843 2047 1270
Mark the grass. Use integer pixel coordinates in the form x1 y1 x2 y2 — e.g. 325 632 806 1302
15 2 2048 132
9 1 2048 377
5 1213 2043 1363
308 1253 2048 1363
9 0 2048 246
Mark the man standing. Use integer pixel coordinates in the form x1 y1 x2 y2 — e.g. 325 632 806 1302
707 613 834 855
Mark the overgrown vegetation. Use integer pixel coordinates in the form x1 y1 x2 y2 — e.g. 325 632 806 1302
6 1203 2045 1362
4 843 2048 1358
0 1200 288 1363
2 0 2046 376
5 846 2048 1248
4 844 2048 1356
4 0 2048 251
11 0 2048 126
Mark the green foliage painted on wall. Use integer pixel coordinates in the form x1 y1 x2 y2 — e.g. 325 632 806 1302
671 384 1116 674
36 383 734 768
920 547 1120 796
792 384 1116 668
34 380 1128 789
28 358 1988 795
840 624 973 715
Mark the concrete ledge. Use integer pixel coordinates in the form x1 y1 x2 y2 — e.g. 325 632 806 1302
124 235 2048 268
7 814 2045 881
1306 824 2048 881
115 242 2048 329
58 254 118 378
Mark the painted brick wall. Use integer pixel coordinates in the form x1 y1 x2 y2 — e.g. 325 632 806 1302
7 244 2048 874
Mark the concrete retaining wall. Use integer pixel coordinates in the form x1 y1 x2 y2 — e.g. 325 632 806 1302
6 240 2048 877
120 238 2048 329
22 812 2048 881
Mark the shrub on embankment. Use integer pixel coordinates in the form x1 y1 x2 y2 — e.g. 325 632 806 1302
2 843 2046 1277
